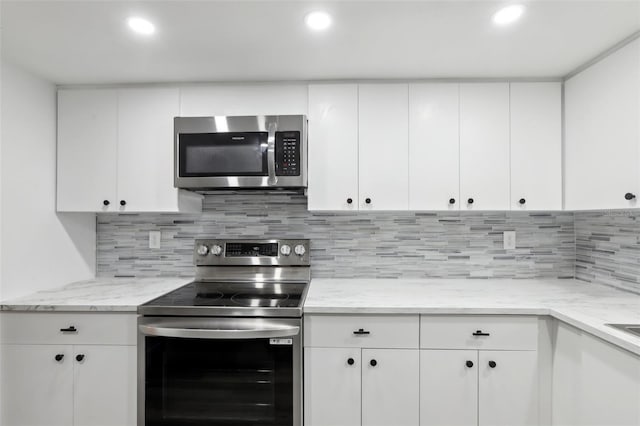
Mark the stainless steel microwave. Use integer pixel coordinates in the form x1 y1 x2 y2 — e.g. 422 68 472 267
174 115 307 190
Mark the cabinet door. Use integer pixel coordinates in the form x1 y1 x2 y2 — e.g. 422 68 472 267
358 84 409 210
57 89 118 212
459 83 510 210
304 347 361 426
420 350 477 426
1 345 73 426
308 84 359 210
478 351 538 426
73 345 137 426
362 349 419 426
117 88 197 212
179 85 308 117
565 38 640 210
510 82 562 210
409 84 460 210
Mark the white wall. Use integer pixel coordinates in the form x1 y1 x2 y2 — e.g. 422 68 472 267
0 61 95 300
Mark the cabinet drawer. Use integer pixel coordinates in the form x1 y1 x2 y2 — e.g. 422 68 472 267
304 315 419 348
420 316 538 350
0 312 137 345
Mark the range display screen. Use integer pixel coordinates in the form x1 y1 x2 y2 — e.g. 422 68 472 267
225 242 279 257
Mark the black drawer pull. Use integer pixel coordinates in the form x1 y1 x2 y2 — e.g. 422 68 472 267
466 360 474 368
76 354 85 362
55 354 64 362
489 360 497 368
60 326 77 333
370 359 377 367
347 358 355 366
472 330 490 336
353 328 370 335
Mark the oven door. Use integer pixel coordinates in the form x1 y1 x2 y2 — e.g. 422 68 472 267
138 317 302 426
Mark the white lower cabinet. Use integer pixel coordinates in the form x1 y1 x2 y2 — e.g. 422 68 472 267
420 350 538 426
552 321 640 426
477 351 538 426
420 350 478 426
304 347 419 426
304 347 362 426
1 345 74 426
0 313 137 426
73 345 137 426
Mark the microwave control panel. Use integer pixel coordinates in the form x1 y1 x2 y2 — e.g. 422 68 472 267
275 131 301 176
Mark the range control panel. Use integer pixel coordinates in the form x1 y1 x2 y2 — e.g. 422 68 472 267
194 239 310 266
275 131 301 176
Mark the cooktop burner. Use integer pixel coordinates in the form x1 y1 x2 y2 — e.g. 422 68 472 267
145 282 304 309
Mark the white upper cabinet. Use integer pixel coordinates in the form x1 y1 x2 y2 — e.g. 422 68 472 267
57 88 201 213
409 83 460 210
117 88 199 212
179 84 308 117
307 84 359 211
459 83 510 210
57 89 118 212
565 39 640 210
510 82 562 210
359 84 409 210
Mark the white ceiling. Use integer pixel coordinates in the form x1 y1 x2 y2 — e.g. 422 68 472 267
2 0 639 85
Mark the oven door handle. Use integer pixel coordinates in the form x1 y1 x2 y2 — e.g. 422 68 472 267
267 121 278 185
138 324 300 340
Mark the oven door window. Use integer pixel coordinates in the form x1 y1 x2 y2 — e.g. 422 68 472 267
178 132 268 177
145 336 293 426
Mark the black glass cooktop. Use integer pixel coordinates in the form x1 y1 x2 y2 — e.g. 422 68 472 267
144 281 306 309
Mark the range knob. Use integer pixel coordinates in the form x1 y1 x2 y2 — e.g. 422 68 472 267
196 244 209 256
210 245 223 256
280 244 292 256
294 244 306 257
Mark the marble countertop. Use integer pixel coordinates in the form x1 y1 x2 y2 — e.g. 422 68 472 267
0 278 191 312
305 278 640 356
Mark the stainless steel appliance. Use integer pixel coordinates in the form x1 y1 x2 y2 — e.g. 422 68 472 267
174 115 307 190
138 239 310 426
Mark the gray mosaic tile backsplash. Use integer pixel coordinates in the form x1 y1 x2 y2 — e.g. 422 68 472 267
575 210 640 294
97 192 576 280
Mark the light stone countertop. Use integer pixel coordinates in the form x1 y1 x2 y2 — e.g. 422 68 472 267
0 277 191 312
304 278 640 356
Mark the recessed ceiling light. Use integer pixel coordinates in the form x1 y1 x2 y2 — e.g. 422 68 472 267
127 17 155 35
305 11 332 31
492 4 525 26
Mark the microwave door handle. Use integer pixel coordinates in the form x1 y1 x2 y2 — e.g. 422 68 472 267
267 122 278 185
138 324 299 340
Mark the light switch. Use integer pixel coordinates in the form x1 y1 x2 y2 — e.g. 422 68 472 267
149 231 161 249
503 231 516 250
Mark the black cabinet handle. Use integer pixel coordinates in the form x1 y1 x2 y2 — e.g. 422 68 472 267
347 358 355 366
466 360 474 368
347 198 353 204
449 198 456 204
467 198 474 204
120 200 127 206
370 359 377 367
519 198 526 205
55 354 64 362
103 200 110 206
365 198 371 204
353 328 370 335
472 330 490 336
60 326 77 333
488 360 497 368
625 193 636 200
76 354 85 362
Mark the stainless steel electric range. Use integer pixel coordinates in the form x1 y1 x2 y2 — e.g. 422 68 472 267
138 238 310 426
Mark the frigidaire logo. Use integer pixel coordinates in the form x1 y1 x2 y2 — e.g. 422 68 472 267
231 136 245 141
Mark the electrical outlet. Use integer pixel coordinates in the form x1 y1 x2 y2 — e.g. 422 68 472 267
503 231 516 250
149 231 161 249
